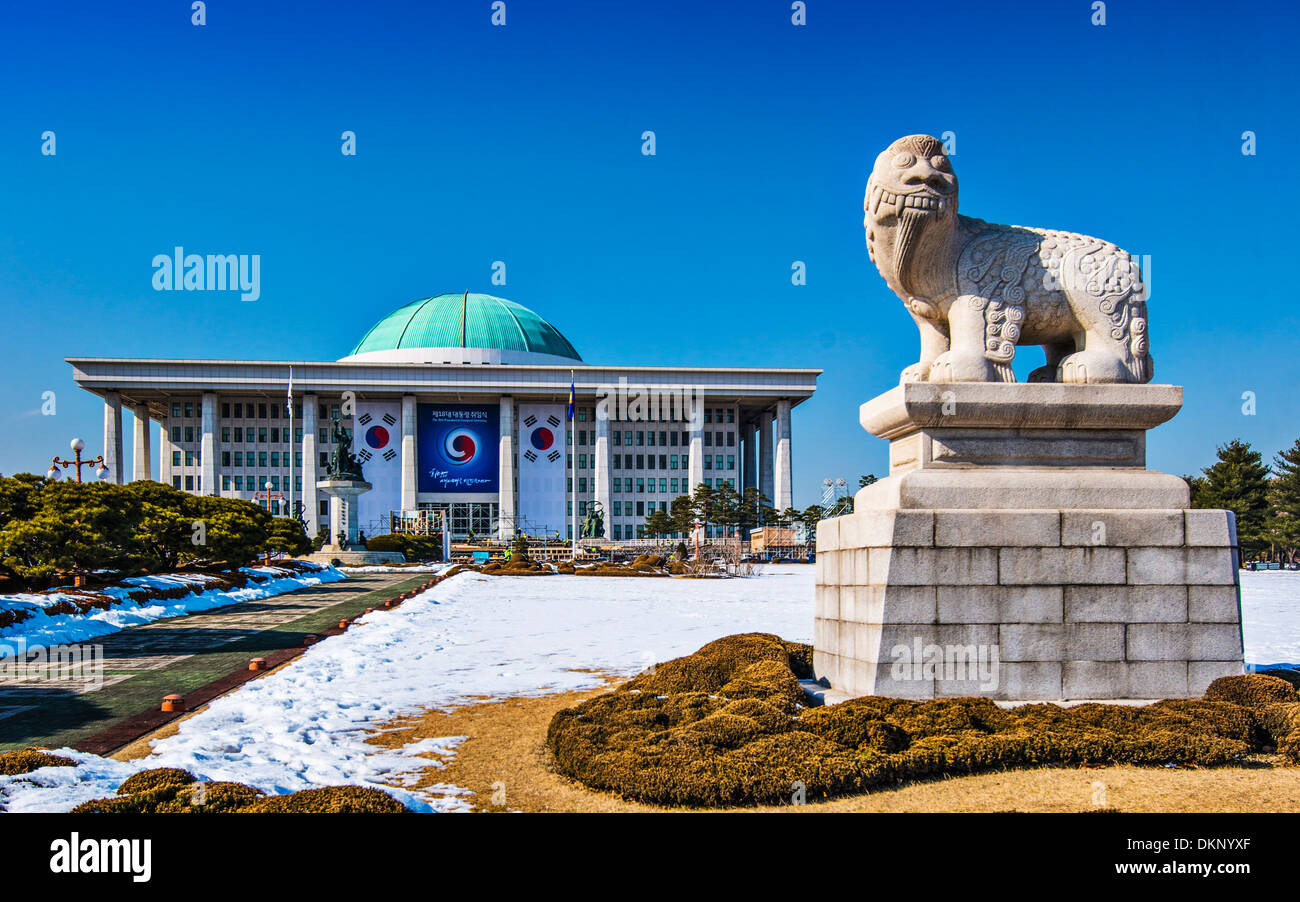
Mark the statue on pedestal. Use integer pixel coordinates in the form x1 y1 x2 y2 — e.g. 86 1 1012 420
327 421 366 481
581 500 605 539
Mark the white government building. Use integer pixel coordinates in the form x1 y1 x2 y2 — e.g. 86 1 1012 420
68 293 819 541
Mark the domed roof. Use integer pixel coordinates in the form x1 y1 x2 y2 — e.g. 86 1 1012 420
342 292 581 364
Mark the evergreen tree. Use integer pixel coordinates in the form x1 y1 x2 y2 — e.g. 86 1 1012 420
1268 439 1300 562
1193 439 1271 557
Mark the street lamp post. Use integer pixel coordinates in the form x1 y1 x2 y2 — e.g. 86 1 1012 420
46 438 109 587
251 480 286 565
46 437 109 483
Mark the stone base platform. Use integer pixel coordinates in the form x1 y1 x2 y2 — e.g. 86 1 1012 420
813 382 1245 703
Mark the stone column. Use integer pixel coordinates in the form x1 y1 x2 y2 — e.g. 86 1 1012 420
132 402 152 482
742 420 757 497
758 410 775 507
102 391 123 484
401 394 417 511
302 393 319 534
498 396 516 540
775 399 793 511
200 392 217 496
594 411 611 536
687 408 705 496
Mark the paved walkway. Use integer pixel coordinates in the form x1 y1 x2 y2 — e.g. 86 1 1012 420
0 571 428 752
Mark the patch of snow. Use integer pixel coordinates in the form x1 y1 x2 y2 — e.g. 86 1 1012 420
0 565 345 650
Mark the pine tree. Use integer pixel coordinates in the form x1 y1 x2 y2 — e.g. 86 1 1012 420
1268 439 1300 562
1193 439 1271 557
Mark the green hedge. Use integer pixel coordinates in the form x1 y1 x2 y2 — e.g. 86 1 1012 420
548 636 1298 807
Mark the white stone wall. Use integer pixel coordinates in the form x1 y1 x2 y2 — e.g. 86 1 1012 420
814 508 1244 701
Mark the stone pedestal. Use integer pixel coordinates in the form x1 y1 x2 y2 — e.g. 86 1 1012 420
814 383 1244 702
317 479 373 552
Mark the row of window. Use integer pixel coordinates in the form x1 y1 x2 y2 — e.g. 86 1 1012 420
218 474 299 492
609 430 736 448
172 400 347 422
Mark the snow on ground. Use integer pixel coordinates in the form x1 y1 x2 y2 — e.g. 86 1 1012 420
338 564 447 573
0 565 345 651
2 565 1295 813
1241 570 1300 670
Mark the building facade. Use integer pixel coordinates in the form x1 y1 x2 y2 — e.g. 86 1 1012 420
68 293 819 541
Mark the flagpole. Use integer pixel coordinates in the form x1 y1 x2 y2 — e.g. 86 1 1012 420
570 370 577 562
287 365 294 526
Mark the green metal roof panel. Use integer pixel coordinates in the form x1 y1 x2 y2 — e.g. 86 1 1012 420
348 293 581 360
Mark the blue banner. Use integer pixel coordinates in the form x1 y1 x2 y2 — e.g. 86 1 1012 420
417 403 499 493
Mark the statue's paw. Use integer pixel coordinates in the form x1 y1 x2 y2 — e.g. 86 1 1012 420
900 363 929 384
1027 365 1058 383
1057 350 1130 384
929 351 1015 383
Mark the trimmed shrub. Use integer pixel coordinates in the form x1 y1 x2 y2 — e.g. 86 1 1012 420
72 769 409 814
548 634 1286 808
0 749 76 776
116 767 196 795
365 534 406 554
246 786 408 813
1205 673 1298 708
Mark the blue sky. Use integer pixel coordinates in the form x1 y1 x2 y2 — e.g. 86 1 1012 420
2 0 1297 505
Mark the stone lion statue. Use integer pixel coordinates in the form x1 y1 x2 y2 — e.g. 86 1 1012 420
865 134 1152 384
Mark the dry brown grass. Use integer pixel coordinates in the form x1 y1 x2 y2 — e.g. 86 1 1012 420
368 680 1300 813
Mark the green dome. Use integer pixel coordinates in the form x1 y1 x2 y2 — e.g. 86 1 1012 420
346 293 581 362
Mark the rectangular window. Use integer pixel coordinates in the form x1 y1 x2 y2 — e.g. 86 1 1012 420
234 475 243 491
636 431 644 446
319 499 329 516
184 426 194 443
613 477 622 492
578 477 587 493
613 501 622 516
221 427 230 442
171 425 180 442
659 455 667 469
271 427 279 443
578 454 587 469
624 431 632 446
320 452 328 468
659 479 667 493
612 524 622 540
171 402 181 418
184 402 194 418
221 451 230 467
727 455 735 470
578 408 588 422
681 431 689 446
184 450 194 466
727 409 735 423
234 451 243 466
670 432 678 447
259 427 268 443
271 476 280 490
704 409 713 424
233 427 242 442
234 403 243 418
578 430 586 445
222 475 231 491
578 500 587 515
295 476 302 491
271 452 280 468
704 455 712 470
259 403 268 419
636 501 645 516
172 476 181 489
258 452 268 468
221 402 230 418
295 427 303 442
648 479 655 493
185 475 194 490
703 432 712 447
567 478 573 493
647 431 655 447
635 454 644 469
294 452 302 467
671 478 679 493
612 432 621 446
716 432 723 447
319 427 328 444
330 405 339 420
172 450 181 466
636 478 645 493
